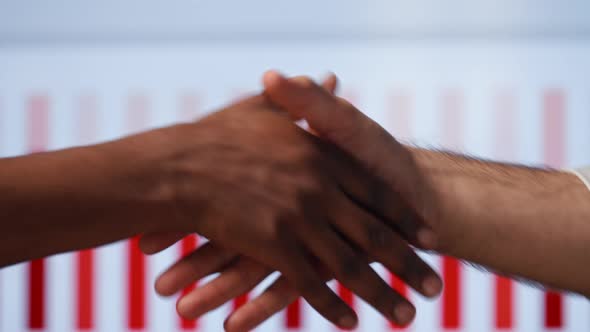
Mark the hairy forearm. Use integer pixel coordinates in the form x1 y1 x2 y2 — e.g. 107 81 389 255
411 148 590 295
0 129 175 267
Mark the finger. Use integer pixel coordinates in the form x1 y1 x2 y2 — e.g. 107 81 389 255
263 70 362 138
264 70 438 249
155 242 237 296
262 74 334 122
225 253 389 332
224 258 347 332
284 73 338 128
321 73 338 95
297 221 416 326
294 218 415 324
139 232 187 255
224 275 298 332
306 125 435 249
275 74 337 95
333 158 435 249
177 257 272 320
272 239 358 330
306 132 434 249
330 194 441 298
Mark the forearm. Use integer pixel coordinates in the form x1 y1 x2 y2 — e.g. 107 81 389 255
412 148 590 295
0 129 175 267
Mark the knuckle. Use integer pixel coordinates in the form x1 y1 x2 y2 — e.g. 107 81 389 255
402 249 421 272
397 249 425 280
336 255 364 280
290 180 325 214
297 77 316 89
294 174 317 192
294 146 323 168
263 213 293 241
234 260 261 283
397 208 418 232
308 290 341 313
295 276 323 296
366 285 394 308
366 180 388 214
364 225 390 252
319 297 345 315
295 182 320 204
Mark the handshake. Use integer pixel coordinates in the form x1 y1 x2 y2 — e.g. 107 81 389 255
137 71 444 331
3 69 588 332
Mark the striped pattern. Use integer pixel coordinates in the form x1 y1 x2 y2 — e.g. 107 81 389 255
76 94 98 330
440 90 464 330
542 89 566 329
27 95 49 330
0 88 587 332
493 90 517 330
126 94 151 330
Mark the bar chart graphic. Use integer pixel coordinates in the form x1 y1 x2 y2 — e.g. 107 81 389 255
1 39 590 332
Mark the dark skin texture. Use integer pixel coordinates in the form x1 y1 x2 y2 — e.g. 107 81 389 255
146 71 590 332
141 76 443 330
0 90 440 329
164 96 439 328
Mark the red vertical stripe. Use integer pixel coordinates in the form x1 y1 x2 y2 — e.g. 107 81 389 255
493 91 517 160
388 91 411 330
227 91 253 312
284 89 360 332
545 292 563 328
390 274 409 329
440 91 463 329
28 259 45 329
494 91 515 329
28 95 49 152
495 276 513 328
543 89 565 328
77 250 94 329
388 91 413 140
338 284 354 307
233 294 249 310
442 259 461 329
336 91 356 313
286 298 301 329
543 90 566 167
76 95 98 330
27 95 49 329
127 94 150 329
440 91 464 150
177 97 201 329
180 235 199 330
179 94 199 122
128 237 145 329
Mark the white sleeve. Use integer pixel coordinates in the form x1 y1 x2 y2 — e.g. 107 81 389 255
571 166 590 191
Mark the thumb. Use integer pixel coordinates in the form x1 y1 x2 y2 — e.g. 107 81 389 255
262 70 363 143
321 72 339 95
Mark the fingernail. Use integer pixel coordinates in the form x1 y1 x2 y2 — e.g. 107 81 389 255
422 275 443 297
394 303 415 325
338 315 358 330
263 70 285 85
417 228 438 249
324 71 336 79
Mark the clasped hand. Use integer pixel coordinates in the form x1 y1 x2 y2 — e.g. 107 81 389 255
139 71 442 331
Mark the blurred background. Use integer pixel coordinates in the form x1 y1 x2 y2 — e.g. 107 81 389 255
1 0 590 331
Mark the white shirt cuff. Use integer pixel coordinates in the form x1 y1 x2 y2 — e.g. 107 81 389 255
570 166 590 191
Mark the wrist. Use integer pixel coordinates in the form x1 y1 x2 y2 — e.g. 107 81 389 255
94 125 188 234
407 148 466 255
